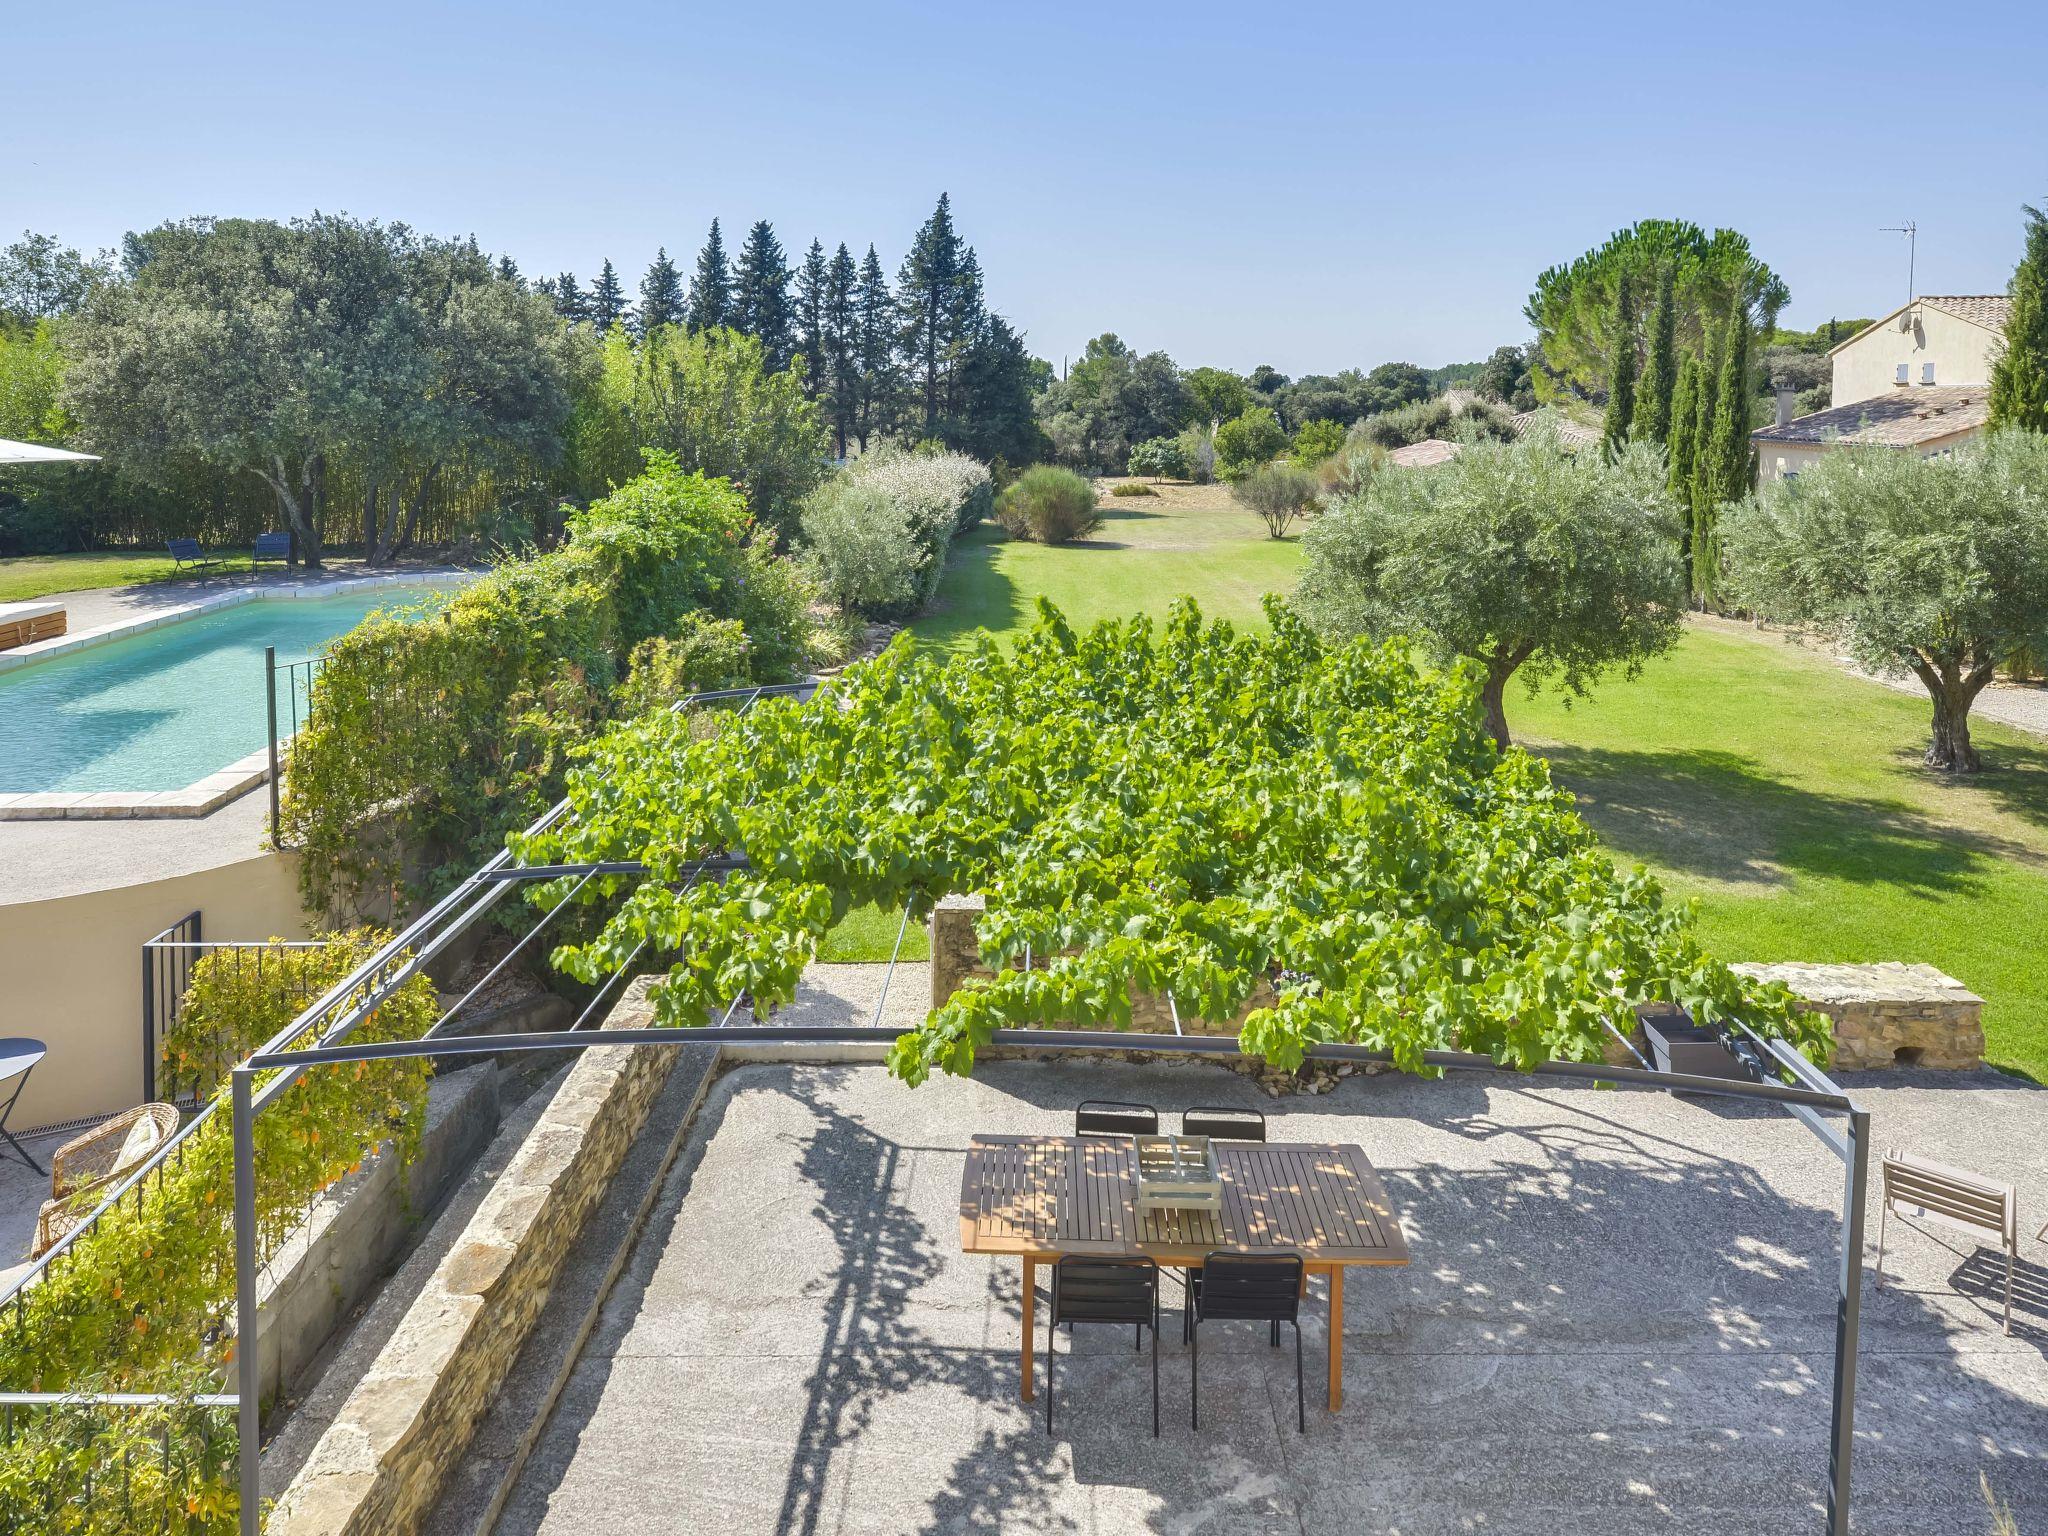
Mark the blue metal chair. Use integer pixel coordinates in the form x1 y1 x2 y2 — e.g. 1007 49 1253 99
164 538 220 574
251 532 292 567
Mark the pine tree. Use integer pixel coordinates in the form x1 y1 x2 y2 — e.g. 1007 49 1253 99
1600 273 1637 460
898 193 969 436
687 219 732 332
550 271 586 325
795 238 828 398
823 242 860 457
1988 203 2048 433
854 244 895 450
587 259 628 333
954 313 1044 466
496 255 522 286
732 220 795 371
638 247 685 335
1632 263 1678 444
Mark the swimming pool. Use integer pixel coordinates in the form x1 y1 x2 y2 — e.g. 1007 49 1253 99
0 585 450 794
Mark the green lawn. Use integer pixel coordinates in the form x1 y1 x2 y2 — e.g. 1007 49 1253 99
0 550 183 602
910 480 1301 654
836 481 2048 1080
1515 624 2048 1081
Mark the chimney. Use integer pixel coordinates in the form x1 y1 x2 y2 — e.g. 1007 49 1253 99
1774 386 1796 428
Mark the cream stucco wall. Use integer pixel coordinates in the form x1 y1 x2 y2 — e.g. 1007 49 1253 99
1754 424 1984 486
1832 305 2000 407
0 847 309 1130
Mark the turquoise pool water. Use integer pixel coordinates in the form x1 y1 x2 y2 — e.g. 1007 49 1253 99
0 587 448 793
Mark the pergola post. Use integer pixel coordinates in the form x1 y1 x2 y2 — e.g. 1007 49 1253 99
1825 1107 1870 1536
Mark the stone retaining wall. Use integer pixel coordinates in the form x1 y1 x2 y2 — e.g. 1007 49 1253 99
930 893 1273 1035
258 1062 500 1406
936 897 1984 1073
1730 961 1984 1070
268 980 679 1536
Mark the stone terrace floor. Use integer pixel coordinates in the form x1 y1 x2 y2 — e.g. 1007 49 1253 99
490 1058 2048 1536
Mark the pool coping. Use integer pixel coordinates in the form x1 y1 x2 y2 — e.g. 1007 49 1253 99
0 571 472 821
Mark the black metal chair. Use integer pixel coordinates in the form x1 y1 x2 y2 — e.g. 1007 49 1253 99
1187 1251 1306 1432
1075 1100 1157 1137
1181 1106 1266 1142
1045 1256 1160 1436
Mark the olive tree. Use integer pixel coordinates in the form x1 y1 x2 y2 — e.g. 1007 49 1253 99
1294 429 1686 747
64 215 423 568
1724 431 2048 772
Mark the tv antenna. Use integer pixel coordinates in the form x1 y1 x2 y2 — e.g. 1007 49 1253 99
1880 220 1917 309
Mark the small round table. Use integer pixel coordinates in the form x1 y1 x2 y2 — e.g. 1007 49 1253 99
0 1038 48 1175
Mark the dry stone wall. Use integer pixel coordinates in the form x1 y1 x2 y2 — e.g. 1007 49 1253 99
1730 961 1984 1070
267 979 680 1536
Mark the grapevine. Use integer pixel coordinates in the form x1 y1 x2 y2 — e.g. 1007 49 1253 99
523 598 1823 1082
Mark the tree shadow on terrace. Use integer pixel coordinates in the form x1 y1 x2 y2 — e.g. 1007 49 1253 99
497 1059 2048 1534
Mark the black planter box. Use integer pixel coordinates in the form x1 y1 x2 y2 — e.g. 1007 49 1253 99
1636 1004 1750 1082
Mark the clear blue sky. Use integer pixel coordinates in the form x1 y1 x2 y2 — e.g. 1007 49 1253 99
10 0 2046 377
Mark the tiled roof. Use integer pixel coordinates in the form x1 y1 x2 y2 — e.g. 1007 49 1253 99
1918 296 2013 332
1506 410 1602 450
1749 386 1989 447
1387 438 1462 467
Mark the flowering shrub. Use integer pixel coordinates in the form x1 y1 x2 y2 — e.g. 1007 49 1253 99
522 599 1823 1084
798 449 993 617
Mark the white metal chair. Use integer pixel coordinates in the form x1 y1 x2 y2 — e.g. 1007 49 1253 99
1875 1149 2019 1334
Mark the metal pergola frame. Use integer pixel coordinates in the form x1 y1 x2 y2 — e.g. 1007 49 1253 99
227 1018 1868 1536
0 677 1868 1535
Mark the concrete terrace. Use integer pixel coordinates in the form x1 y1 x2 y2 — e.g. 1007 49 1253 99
484 1056 2048 1536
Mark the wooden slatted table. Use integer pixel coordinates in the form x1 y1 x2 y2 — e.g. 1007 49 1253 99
959 1135 1409 1411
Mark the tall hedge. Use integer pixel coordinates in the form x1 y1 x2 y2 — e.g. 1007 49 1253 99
281 458 801 911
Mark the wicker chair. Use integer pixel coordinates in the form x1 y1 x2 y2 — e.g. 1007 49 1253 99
30 1103 180 1258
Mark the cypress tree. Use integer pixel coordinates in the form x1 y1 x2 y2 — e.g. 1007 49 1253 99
732 220 795 371
1632 263 1678 444
637 247 685 335
854 244 895 450
1704 309 1754 506
898 193 967 435
550 271 585 325
1691 310 1752 603
795 238 828 397
823 242 859 457
1687 328 1720 599
1666 353 1701 524
686 219 732 332
1600 272 1637 459
587 259 628 333
1988 203 2048 433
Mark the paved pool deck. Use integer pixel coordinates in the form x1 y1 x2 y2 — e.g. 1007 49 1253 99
0 787 272 901
491 1056 2048 1536
40 559 477 634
